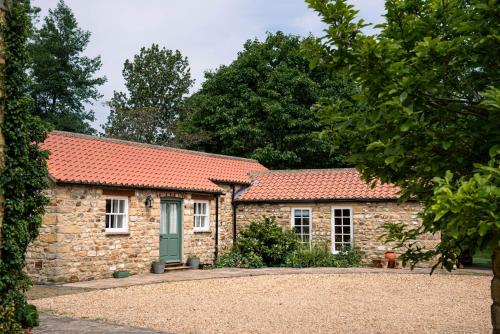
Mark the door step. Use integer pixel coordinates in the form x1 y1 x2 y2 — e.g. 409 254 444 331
164 263 191 272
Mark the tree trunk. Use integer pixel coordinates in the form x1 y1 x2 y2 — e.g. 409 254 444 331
491 247 500 333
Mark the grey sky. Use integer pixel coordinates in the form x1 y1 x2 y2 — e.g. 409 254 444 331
32 0 386 131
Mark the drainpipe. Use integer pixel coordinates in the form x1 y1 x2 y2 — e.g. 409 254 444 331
214 194 219 261
231 185 237 244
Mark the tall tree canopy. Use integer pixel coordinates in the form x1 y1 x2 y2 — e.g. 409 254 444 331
306 0 499 268
103 44 193 145
29 0 105 134
177 31 355 169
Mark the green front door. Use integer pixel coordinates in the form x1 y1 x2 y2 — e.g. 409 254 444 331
160 199 182 262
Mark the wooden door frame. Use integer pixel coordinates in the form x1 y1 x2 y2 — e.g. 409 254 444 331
160 198 183 263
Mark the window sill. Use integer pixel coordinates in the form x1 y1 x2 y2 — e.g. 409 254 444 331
193 229 211 234
105 231 130 236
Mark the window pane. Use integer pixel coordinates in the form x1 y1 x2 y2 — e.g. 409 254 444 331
294 217 302 226
110 215 115 228
343 209 350 216
335 226 342 234
343 218 350 226
293 209 301 217
116 215 123 228
106 200 111 214
344 235 351 243
294 226 301 234
303 226 309 234
202 203 207 215
105 215 110 228
303 235 309 243
335 235 342 243
302 217 310 226
334 209 342 216
160 203 167 234
343 226 350 234
302 210 310 218
335 218 342 225
200 216 206 228
118 200 125 213
169 203 177 234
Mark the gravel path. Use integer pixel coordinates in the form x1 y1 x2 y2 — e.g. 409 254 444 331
33 273 491 334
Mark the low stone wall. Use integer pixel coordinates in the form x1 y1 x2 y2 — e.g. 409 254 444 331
26 183 236 283
235 201 439 267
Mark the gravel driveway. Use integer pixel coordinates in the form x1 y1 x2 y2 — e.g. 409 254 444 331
32 273 490 334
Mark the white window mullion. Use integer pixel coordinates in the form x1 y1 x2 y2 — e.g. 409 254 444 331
332 207 353 253
105 197 129 233
291 208 312 246
193 200 210 232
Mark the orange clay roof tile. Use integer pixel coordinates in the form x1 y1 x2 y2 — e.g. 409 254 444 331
235 169 400 202
41 131 268 193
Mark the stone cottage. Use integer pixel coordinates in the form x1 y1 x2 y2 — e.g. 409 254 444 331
234 170 438 265
26 131 437 283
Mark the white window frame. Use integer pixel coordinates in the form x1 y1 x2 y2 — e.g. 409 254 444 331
291 207 312 246
105 196 129 233
193 200 210 232
331 206 353 254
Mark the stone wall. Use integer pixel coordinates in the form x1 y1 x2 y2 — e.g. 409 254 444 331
235 201 439 267
26 183 238 283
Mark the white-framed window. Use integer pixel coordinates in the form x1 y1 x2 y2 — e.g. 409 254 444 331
105 196 128 233
291 208 312 245
332 207 353 253
193 200 210 232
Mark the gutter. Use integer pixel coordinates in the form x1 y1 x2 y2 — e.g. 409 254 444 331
53 179 224 196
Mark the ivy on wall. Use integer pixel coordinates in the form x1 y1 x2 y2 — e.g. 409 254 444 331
0 0 49 332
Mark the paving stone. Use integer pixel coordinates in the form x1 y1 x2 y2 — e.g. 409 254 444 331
34 314 168 334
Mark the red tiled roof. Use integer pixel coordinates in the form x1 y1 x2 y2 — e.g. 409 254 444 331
41 131 268 193
235 169 400 202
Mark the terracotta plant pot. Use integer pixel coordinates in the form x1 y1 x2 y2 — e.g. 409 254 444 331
385 250 397 268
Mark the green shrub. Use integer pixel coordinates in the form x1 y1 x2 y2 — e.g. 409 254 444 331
234 217 300 266
335 245 362 267
286 243 361 268
214 250 264 269
0 302 23 334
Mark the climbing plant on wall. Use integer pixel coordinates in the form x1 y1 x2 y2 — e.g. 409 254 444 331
0 0 49 332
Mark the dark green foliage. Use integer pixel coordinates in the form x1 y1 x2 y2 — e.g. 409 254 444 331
103 44 193 145
29 0 105 134
214 218 361 269
214 250 264 269
233 217 300 266
0 0 49 331
177 31 356 169
285 243 361 268
306 0 500 270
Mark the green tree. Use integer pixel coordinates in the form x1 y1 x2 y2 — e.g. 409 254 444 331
176 31 355 169
103 44 193 145
29 0 105 134
305 0 499 328
0 0 49 332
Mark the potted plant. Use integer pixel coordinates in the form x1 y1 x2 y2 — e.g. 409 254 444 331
113 270 130 278
152 259 165 274
187 255 200 269
385 250 397 268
